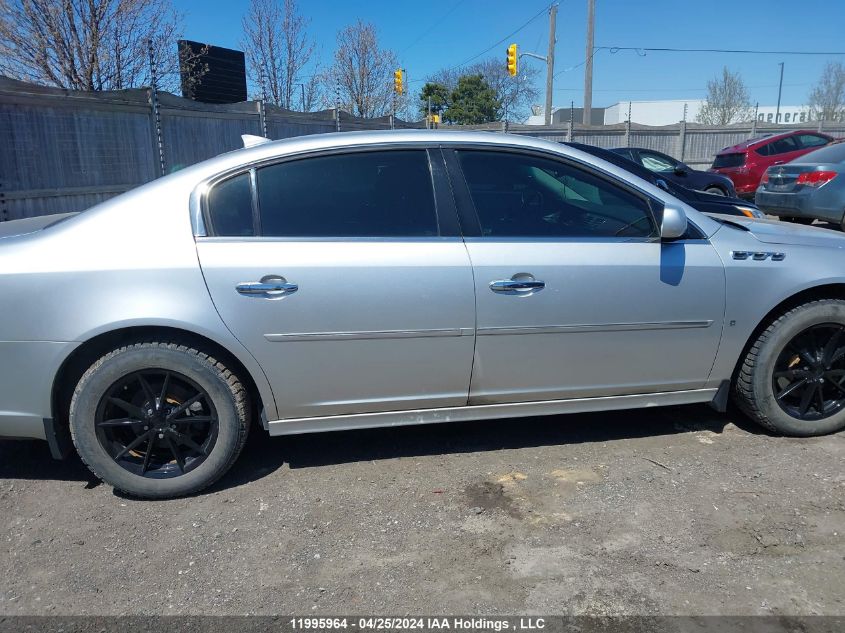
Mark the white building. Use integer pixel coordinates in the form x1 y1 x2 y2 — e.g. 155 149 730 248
603 99 813 126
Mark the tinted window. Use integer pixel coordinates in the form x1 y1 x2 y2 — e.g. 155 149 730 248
756 143 772 156
713 153 746 168
795 142 845 164
256 151 438 237
769 136 799 155
796 134 830 149
207 173 255 237
639 151 676 172
458 150 656 239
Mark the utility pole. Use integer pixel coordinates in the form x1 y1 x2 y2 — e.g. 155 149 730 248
582 0 595 125
544 4 558 126
775 62 784 125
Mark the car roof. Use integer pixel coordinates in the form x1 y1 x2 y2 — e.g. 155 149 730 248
716 129 831 155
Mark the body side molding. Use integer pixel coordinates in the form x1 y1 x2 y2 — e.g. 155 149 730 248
267 388 719 436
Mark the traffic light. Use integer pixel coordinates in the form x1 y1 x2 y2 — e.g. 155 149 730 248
393 69 404 95
506 43 518 76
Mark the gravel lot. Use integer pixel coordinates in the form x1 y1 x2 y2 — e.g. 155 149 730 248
1 403 844 616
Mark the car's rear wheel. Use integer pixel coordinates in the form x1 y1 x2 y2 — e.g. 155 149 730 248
785 216 814 225
69 341 250 498
704 186 726 196
734 299 845 436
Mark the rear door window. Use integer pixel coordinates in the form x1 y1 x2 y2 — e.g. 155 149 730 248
255 150 439 237
769 136 799 155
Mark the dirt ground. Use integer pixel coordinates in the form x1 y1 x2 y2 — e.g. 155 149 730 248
1 403 844 617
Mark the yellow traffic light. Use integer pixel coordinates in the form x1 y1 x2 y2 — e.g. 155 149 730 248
506 43 518 76
394 69 404 95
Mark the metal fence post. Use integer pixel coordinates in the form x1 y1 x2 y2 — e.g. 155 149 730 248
147 42 166 177
678 121 686 162
750 103 758 139
257 99 268 138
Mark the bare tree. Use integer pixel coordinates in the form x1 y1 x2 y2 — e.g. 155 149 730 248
242 0 318 110
808 61 845 122
0 0 191 91
697 67 753 125
468 58 540 122
325 20 398 118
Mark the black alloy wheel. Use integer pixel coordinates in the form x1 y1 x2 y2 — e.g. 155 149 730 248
95 369 219 478
772 324 845 421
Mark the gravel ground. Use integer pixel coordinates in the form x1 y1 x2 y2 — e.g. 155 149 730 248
1 404 844 616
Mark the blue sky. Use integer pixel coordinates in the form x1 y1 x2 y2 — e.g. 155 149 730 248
176 0 845 109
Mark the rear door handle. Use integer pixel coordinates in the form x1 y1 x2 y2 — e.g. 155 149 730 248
236 277 298 296
490 279 545 293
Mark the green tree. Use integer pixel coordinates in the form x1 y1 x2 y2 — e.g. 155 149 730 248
445 74 500 125
419 81 450 117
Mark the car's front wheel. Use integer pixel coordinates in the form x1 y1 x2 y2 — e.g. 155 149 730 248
69 340 250 498
704 186 726 196
734 299 845 436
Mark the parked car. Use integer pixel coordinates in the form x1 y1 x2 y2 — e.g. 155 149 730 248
611 147 736 196
755 140 845 227
710 130 834 198
568 142 763 218
4 130 845 499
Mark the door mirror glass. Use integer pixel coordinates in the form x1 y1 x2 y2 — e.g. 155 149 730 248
661 204 688 239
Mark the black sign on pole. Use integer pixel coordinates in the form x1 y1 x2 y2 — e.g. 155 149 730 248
179 40 247 104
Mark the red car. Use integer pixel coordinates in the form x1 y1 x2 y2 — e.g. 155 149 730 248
710 130 834 198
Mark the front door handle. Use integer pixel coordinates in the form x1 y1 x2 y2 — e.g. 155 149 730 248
490 279 545 293
236 277 298 296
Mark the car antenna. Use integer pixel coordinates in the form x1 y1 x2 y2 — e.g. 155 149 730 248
241 134 271 148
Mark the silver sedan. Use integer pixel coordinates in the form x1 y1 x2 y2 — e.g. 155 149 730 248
2 130 845 499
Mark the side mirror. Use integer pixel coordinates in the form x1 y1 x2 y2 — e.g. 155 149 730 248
661 204 688 240
655 178 670 192
674 163 689 176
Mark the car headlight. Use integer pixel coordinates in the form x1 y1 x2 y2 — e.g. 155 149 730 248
734 205 765 219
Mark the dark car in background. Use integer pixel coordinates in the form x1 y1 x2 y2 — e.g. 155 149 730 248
755 141 845 228
568 143 764 219
611 147 736 197
710 130 834 199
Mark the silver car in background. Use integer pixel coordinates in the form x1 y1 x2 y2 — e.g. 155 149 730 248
756 141 845 228
3 130 845 499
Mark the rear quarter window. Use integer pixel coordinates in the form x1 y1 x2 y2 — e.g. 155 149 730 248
206 173 255 237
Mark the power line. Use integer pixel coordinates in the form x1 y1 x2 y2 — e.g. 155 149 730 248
400 0 466 55
600 46 845 56
443 2 553 73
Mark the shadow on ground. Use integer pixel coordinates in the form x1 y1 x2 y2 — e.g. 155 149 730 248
0 403 756 495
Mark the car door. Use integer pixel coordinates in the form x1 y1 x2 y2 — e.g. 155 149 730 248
445 147 725 404
195 148 476 420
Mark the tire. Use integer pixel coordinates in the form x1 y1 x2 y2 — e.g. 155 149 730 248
704 186 726 196
785 217 814 225
69 341 250 499
734 299 845 436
